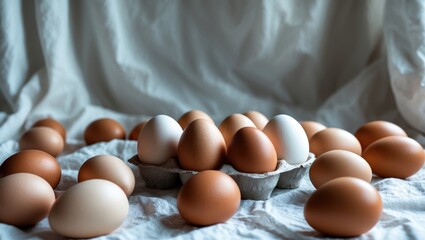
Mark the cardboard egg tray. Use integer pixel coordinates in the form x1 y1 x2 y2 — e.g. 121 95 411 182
128 153 315 200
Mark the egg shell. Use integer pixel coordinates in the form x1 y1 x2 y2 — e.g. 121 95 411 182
300 121 326 140
362 136 425 178
20 127 64 157
218 113 256 147
177 170 241 226
178 110 215 129
309 150 372 189
137 115 183 165
263 114 310 164
309 128 362 157
243 111 268 130
128 121 147 141
304 177 382 237
0 150 62 189
0 173 55 227
355 120 407 151
84 118 126 145
78 155 135 196
178 119 226 171
48 179 129 239
128 153 315 199
227 127 277 173
32 118 67 140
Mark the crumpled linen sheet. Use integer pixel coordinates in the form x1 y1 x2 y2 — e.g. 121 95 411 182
1 139 425 240
1 0 425 239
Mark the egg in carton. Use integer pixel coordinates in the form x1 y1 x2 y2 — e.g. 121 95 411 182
128 153 315 200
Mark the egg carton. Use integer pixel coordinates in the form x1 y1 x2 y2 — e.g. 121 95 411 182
128 153 315 200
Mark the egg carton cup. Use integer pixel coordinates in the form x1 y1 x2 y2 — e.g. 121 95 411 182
128 153 315 200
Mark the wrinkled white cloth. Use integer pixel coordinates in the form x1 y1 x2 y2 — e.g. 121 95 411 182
1 0 425 239
1 140 425 240
1 0 424 143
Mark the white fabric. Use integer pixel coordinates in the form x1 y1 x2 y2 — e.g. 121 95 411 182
1 0 425 239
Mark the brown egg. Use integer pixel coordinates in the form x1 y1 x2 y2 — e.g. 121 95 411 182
243 111 268 130
355 120 407 151
78 155 135 196
300 121 326 140
177 170 240 226
32 118 67 140
309 128 362 157
362 136 425 178
128 121 147 141
178 119 226 171
218 114 256 147
84 118 126 145
178 110 214 129
0 173 55 227
304 177 382 237
227 127 277 173
0 150 62 189
20 127 64 157
309 150 372 189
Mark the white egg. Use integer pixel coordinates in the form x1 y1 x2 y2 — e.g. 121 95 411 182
137 115 183 165
48 179 129 238
263 114 309 164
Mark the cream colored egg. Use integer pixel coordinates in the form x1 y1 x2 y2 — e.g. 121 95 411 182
137 115 183 165
263 114 309 164
48 179 129 239
0 173 55 227
78 155 135 196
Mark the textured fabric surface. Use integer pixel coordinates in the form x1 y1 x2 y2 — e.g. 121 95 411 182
1 139 425 240
1 0 425 239
1 139 425 239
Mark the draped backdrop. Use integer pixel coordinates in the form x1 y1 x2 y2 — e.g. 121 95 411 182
1 0 424 143
1 1 425 239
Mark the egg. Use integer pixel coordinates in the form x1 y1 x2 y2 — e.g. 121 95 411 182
177 170 240 226
0 173 55 227
218 114 256 147
362 136 425 178
78 155 135 196
309 128 362 157
309 150 372 189
300 121 326 140
128 121 147 141
243 111 268 130
84 118 126 145
178 110 215 129
262 114 309 164
0 150 62 189
20 127 64 157
355 120 407 151
178 119 226 171
304 177 382 237
137 115 183 165
48 179 129 238
32 118 67 140
227 127 277 173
